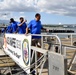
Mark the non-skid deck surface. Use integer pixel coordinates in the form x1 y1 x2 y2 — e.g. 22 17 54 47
0 49 16 67
0 57 15 67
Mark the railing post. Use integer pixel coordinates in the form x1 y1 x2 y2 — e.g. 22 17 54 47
35 50 37 75
41 36 44 49
64 47 67 56
71 34 73 46
56 34 58 44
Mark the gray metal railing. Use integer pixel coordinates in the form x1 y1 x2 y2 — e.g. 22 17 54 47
31 34 62 54
30 34 62 75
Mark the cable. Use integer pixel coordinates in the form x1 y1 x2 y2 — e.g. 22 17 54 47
14 53 47 75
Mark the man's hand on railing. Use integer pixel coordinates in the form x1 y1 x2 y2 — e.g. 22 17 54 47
25 33 28 36
46 29 49 32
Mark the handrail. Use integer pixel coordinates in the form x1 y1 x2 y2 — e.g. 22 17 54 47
44 42 76 49
31 34 62 54
49 33 76 35
31 46 48 54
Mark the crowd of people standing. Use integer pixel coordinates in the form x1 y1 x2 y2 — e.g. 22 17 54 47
5 13 47 37
6 17 27 34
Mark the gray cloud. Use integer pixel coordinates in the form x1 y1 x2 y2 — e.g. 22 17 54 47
0 0 38 12
37 0 76 16
0 0 76 16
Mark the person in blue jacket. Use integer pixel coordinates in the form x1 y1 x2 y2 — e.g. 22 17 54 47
6 22 12 33
26 13 46 45
1 28 6 33
10 18 18 33
17 17 27 34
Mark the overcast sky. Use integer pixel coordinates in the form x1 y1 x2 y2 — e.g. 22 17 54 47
0 0 76 24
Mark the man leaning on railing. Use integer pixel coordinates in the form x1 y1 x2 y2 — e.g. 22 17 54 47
25 13 47 75
26 13 47 47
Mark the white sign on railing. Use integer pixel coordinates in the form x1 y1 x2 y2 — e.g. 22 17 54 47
3 34 31 74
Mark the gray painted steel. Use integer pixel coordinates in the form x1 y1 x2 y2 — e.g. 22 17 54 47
48 52 67 75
